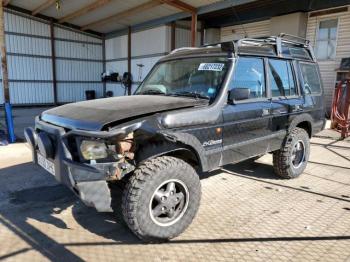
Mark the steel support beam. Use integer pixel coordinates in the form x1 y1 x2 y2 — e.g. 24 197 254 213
127 26 132 96
102 36 106 97
170 22 176 50
49 20 58 105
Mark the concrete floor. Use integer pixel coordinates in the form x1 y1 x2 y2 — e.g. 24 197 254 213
0 129 349 261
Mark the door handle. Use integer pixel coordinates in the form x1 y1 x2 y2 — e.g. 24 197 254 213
262 108 270 116
292 105 303 112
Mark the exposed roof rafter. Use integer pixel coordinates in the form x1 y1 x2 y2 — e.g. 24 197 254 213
158 0 196 13
3 0 11 6
32 0 55 16
81 0 163 31
59 0 111 24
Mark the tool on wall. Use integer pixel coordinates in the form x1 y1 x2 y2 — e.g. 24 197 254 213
122 72 132 96
137 63 144 83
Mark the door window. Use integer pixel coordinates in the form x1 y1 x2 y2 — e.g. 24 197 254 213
268 59 296 97
299 63 321 94
230 57 266 99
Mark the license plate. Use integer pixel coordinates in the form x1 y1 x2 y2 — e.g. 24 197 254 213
37 153 55 176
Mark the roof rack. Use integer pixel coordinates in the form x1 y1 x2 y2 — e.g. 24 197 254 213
206 34 315 61
170 34 316 62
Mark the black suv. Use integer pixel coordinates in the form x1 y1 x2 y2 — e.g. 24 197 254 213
25 34 325 242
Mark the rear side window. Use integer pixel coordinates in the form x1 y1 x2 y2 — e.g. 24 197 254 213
230 57 266 99
268 59 296 97
299 63 321 94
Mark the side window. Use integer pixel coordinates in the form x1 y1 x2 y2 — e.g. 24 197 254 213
268 59 296 97
299 63 322 94
230 57 266 99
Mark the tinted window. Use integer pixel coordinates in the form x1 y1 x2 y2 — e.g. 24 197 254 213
299 63 321 94
268 59 296 97
230 57 266 99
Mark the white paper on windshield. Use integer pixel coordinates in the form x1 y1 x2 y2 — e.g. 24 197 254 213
198 63 224 71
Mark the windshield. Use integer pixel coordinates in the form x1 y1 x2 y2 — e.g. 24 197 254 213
135 57 229 100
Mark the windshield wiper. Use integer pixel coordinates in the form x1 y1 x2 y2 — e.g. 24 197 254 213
169 91 210 100
138 89 166 95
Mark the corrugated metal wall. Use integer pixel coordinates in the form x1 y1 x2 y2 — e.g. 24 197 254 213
0 10 103 105
3 11 53 104
54 26 103 103
175 21 202 48
220 20 271 41
105 34 128 96
105 26 170 96
306 7 350 111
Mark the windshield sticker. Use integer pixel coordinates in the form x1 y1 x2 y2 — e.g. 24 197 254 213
198 63 224 71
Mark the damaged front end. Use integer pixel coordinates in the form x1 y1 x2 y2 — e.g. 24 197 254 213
25 117 142 212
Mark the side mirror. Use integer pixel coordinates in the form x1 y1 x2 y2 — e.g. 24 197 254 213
228 88 250 103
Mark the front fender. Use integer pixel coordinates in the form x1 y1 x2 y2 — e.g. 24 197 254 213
158 131 209 172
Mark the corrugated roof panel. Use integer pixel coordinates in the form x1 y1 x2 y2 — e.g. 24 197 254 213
41 0 98 19
69 0 150 26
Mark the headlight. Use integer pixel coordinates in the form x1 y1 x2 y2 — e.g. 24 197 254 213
80 140 108 160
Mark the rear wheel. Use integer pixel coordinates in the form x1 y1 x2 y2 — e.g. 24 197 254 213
122 156 201 242
273 128 310 179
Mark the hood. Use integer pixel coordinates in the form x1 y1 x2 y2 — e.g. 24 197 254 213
41 95 207 131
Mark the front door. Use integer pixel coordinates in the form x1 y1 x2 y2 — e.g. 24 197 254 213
222 57 272 165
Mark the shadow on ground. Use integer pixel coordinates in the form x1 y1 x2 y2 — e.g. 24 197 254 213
1 160 350 261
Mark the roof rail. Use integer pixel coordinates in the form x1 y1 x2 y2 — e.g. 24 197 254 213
170 47 198 54
279 33 310 46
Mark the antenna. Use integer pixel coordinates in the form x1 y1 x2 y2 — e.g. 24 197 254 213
231 4 247 38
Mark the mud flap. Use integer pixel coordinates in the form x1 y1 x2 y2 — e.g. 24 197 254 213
76 181 112 212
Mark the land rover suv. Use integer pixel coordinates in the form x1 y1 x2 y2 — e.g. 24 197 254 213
25 34 326 242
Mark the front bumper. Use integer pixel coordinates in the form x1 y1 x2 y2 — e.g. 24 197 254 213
25 117 121 212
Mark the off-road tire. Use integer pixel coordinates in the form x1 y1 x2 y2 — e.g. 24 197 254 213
273 128 310 179
122 156 201 242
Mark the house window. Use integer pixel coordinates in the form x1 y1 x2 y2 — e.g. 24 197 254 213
315 19 338 60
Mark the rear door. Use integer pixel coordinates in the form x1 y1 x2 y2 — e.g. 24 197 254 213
221 57 272 165
267 58 302 150
297 62 325 128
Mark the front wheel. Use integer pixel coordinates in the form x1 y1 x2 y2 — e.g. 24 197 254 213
122 156 201 242
273 127 310 179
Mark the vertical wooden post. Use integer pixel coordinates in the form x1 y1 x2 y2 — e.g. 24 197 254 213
49 20 57 105
0 2 9 103
102 36 106 97
191 12 197 47
127 26 131 95
170 21 176 51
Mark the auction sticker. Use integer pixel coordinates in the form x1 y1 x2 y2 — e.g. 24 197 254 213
198 63 224 71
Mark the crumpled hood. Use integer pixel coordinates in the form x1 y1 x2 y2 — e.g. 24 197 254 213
41 95 207 131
